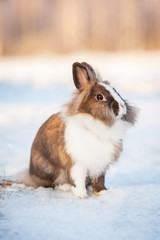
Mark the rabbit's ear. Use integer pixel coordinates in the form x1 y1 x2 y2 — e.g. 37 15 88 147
72 62 95 89
81 62 96 76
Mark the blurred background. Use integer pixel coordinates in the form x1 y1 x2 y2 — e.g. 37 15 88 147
0 0 160 176
0 0 160 55
1 2 160 239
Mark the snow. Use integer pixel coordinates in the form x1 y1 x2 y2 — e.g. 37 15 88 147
0 51 160 240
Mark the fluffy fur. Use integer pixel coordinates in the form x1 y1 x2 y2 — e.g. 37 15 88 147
17 62 138 198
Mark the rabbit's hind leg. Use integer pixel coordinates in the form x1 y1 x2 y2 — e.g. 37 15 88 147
30 150 60 188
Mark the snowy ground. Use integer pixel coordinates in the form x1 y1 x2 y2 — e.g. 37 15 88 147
0 51 160 240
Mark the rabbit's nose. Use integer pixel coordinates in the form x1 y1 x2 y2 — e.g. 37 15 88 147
120 103 124 108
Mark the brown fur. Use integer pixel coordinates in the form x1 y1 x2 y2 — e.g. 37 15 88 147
25 62 138 195
73 62 98 90
29 113 73 187
92 175 107 194
65 83 119 126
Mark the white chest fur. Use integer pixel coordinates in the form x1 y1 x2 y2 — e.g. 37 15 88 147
64 114 126 178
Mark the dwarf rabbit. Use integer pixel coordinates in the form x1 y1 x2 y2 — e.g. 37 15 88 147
23 62 137 198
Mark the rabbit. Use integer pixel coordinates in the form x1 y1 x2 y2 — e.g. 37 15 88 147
19 62 138 198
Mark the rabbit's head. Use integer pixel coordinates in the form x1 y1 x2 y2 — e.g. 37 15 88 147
64 62 137 126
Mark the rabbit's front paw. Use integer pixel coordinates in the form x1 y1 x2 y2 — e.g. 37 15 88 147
71 186 87 199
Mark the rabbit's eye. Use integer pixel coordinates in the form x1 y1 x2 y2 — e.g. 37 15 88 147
96 94 104 101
